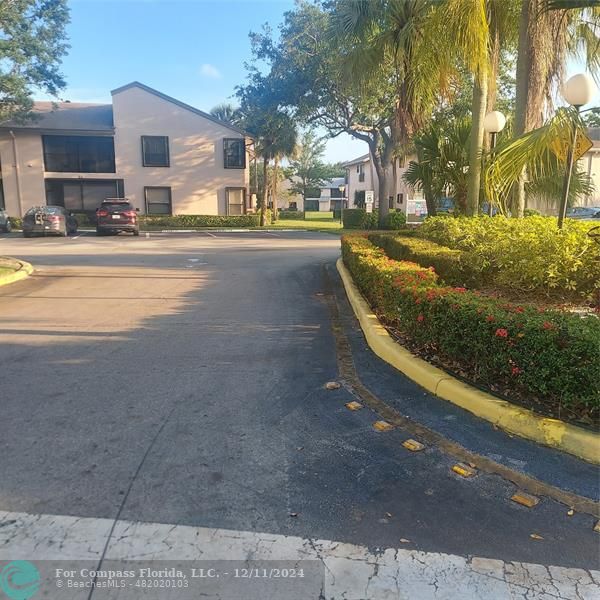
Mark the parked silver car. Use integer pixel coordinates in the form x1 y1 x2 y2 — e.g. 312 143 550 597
22 206 78 237
566 206 600 220
0 208 11 233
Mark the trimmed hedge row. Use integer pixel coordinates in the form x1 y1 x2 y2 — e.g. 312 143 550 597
139 214 262 228
342 209 407 230
342 235 600 417
278 211 305 220
418 216 600 300
368 234 480 287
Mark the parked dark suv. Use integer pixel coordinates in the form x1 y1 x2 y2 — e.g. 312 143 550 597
96 199 140 236
0 208 11 233
22 206 78 237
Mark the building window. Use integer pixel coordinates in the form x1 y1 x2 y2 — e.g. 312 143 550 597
388 196 394 209
358 164 365 182
397 193 404 205
45 179 124 211
145 187 172 215
223 138 245 169
226 187 246 215
43 135 115 173
141 136 170 167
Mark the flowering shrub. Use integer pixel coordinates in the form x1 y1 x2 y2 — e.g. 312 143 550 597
342 235 600 418
417 216 600 300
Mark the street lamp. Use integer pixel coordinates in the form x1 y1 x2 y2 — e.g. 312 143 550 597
483 110 506 216
558 73 597 229
338 184 346 224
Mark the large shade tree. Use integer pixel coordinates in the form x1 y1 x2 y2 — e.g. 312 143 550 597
0 0 70 121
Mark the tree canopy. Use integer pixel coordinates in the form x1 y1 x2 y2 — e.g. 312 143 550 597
0 0 70 122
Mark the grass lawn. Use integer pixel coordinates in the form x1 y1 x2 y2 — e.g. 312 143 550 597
269 211 342 231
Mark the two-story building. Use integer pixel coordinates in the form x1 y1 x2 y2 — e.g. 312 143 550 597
344 153 428 219
0 82 253 217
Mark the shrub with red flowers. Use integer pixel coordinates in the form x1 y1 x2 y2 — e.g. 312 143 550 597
342 235 600 419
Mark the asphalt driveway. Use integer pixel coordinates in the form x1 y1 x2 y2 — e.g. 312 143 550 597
0 231 597 598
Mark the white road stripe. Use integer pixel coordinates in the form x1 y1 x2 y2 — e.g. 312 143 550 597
0 511 597 599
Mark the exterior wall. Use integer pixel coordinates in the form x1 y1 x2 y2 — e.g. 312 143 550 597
0 131 47 216
112 87 249 215
345 155 423 217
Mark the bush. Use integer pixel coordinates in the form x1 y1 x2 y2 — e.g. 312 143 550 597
368 234 480 287
343 208 379 229
342 234 600 418
418 216 600 300
524 208 541 217
279 211 305 220
384 210 407 230
139 214 261 228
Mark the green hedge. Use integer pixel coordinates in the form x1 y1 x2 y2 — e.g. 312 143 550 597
368 234 481 287
418 216 600 300
279 211 305 220
342 209 378 229
343 209 407 230
139 214 261 228
342 235 600 419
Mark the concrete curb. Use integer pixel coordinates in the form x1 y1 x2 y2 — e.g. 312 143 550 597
0 258 33 288
336 258 600 465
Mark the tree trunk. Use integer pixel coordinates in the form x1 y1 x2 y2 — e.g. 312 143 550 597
372 157 393 228
272 156 280 222
260 156 269 227
513 0 532 217
466 74 488 217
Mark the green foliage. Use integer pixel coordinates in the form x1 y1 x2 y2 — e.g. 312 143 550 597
139 215 261 228
278 211 305 220
368 234 479 287
418 216 600 299
342 235 600 417
0 0 70 122
342 209 379 230
287 130 340 200
384 211 407 230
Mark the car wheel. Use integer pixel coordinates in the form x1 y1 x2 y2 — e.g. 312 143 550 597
133 229 140 237
96 228 104 236
4 220 11 233
23 231 32 238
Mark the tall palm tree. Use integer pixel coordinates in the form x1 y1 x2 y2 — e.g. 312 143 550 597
512 0 600 215
334 0 448 225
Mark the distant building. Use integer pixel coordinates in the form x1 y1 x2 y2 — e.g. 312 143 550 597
0 82 253 217
343 153 427 220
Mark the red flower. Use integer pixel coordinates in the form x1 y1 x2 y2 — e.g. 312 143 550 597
542 321 555 331
453 287 467 293
511 366 522 376
417 314 425 323
486 315 495 322
495 328 509 338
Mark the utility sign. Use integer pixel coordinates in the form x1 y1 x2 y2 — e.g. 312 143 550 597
551 132 593 163
365 191 374 213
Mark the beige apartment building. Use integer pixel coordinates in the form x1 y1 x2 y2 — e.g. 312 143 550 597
344 153 428 219
0 82 252 217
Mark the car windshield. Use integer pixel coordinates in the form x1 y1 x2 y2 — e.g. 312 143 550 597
25 206 63 215
101 203 132 211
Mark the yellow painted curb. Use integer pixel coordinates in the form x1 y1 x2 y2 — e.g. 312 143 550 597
336 258 600 465
0 259 33 288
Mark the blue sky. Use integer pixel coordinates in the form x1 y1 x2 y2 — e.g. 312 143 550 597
44 1 597 164
51 0 367 163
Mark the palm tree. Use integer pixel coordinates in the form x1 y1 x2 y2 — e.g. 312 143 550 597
485 107 594 213
404 118 472 214
334 0 449 226
512 0 600 215
209 103 240 125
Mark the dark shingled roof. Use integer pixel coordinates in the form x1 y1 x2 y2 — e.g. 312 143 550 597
0 102 114 131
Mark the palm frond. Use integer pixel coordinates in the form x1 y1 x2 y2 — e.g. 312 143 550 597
485 107 589 212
